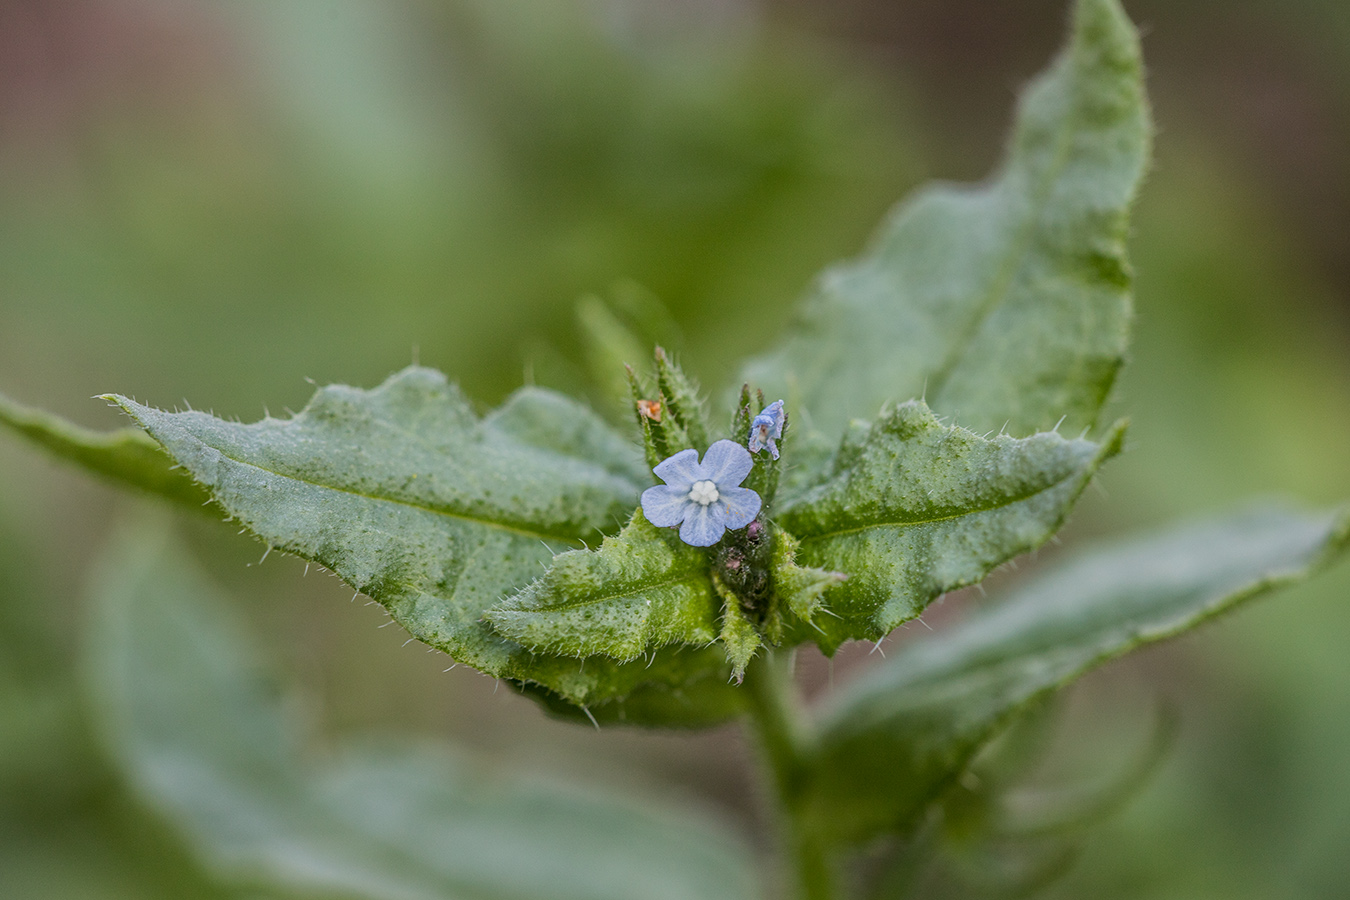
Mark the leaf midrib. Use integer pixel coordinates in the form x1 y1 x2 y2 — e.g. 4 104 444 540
157 421 601 545
511 566 711 615
787 461 1088 545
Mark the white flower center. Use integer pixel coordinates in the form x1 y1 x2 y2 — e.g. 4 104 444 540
688 480 720 506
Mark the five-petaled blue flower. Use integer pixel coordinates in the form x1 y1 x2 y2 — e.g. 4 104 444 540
748 399 785 459
641 440 762 547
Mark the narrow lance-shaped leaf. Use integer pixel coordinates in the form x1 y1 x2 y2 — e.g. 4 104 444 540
654 347 710 451
88 525 760 900
0 389 211 509
577 295 649 421
486 509 720 662
106 366 729 712
776 400 1124 652
742 0 1150 439
802 505 1350 846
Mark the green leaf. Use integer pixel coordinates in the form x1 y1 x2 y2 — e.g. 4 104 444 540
87 524 760 900
654 347 711 451
106 366 730 712
803 505 1350 846
776 400 1124 652
577 294 649 419
0 390 211 509
714 575 762 681
516 650 745 729
741 0 1149 439
486 509 720 662
769 526 845 625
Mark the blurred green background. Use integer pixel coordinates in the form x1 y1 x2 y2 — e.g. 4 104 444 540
1 1 1348 897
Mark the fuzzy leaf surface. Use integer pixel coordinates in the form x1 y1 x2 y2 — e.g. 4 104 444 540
803 505 1350 845
107 366 731 712
0 390 211 508
88 526 760 900
777 401 1123 651
741 0 1149 439
486 510 719 662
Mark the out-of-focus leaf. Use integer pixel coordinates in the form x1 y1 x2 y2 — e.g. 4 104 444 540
0 390 211 509
742 0 1149 440
804 505 1350 846
577 295 649 419
776 401 1124 652
486 510 719 662
87 525 761 900
107 367 734 714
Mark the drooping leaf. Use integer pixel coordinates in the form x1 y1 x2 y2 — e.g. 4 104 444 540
741 0 1150 440
87 525 760 900
714 575 762 681
485 509 719 662
106 366 730 712
776 400 1124 652
516 648 744 729
0 390 211 508
803 505 1350 846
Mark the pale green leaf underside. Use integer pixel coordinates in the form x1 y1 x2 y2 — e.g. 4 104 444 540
108 367 731 709
741 0 1149 440
88 526 760 900
0 389 211 508
804 505 1350 845
777 401 1124 651
486 510 719 662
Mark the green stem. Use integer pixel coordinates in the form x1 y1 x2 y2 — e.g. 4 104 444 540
743 651 838 900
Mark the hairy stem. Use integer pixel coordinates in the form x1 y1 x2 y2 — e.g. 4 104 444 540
744 651 837 900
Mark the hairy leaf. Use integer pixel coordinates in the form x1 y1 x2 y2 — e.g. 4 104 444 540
769 526 845 625
107 367 730 712
0 390 211 508
486 510 719 662
517 651 745 729
88 526 760 900
777 401 1124 651
742 0 1149 439
803 505 1350 845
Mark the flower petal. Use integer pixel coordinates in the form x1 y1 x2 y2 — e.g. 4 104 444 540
641 484 690 528
653 447 702 489
700 439 753 488
679 503 726 547
718 487 762 529
762 400 785 438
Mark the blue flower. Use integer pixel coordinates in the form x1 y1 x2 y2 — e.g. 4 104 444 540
748 399 785 459
641 440 762 547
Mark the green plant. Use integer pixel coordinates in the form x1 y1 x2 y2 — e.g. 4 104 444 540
4 1 1346 897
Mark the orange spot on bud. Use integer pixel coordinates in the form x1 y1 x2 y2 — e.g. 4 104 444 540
637 399 662 422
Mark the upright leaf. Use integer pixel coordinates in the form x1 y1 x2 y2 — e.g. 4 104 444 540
0 390 211 508
88 526 760 900
776 401 1124 651
486 510 719 662
803 505 1350 845
742 0 1149 439
654 347 711 451
106 367 727 711
577 295 648 419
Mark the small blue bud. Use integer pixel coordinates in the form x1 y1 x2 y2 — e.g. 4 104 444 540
747 399 785 460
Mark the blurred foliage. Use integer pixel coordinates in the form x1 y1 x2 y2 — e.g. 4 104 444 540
1 0 1348 898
